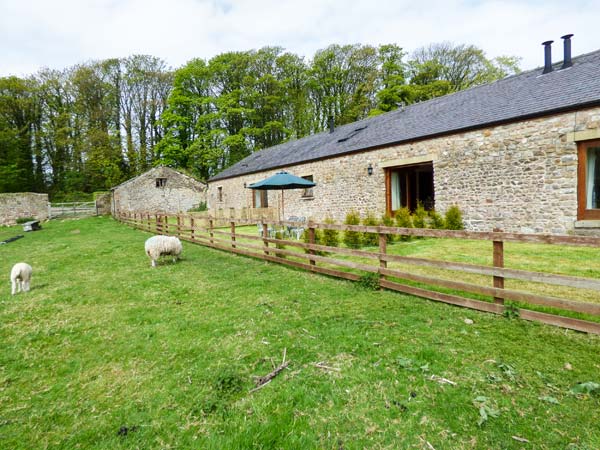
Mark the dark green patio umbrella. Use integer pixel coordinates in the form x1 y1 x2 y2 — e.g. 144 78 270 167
248 171 316 220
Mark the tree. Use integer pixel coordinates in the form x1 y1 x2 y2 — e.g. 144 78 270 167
308 44 379 130
0 76 39 192
410 42 521 91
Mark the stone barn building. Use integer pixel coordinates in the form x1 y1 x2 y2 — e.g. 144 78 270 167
112 166 206 215
207 38 600 235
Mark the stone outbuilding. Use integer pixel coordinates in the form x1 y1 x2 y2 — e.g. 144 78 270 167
208 37 600 235
111 166 206 215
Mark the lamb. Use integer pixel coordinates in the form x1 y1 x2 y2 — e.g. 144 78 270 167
144 235 182 267
10 262 32 295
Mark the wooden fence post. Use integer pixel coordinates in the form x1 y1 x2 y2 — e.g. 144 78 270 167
493 228 505 304
308 221 316 266
177 214 182 238
147 213 151 231
190 217 195 241
379 229 387 286
231 221 236 249
156 214 161 233
262 222 269 255
209 219 214 245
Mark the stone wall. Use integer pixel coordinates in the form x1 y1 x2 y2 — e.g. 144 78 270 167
0 193 49 226
113 166 206 214
207 107 600 234
95 192 112 215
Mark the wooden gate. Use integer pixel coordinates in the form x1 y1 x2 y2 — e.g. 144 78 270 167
49 201 97 219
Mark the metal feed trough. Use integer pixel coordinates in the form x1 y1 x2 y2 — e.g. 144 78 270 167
22 220 41 232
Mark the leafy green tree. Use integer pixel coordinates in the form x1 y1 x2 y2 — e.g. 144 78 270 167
0 76 39 192
308 44 379 130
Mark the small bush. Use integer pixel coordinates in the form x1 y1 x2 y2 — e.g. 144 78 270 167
445 205 465 230
343 210 362 249
16 217 35 224
381 213 395 243
274 231 287 258
412 202 428 229
321 217 340 248
188 201 208 212
362 211 379 247
357 272 380 291
428 210 445 229
302 228 326 256
395 207 413 241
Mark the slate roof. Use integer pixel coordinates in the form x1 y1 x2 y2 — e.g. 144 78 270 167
210 48 600 182
111 166 205 191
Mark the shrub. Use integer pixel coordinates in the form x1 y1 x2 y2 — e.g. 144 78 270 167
302 227 326 256
16 217 35 224
362 211 380 247
274 230 287 258
395 207 413 241
321 217 340 248
428 210 445 229
381 214 395 243
356 272 380 291
412 202 428 229
343 210 362 249
445 204 465 230
188 201 208 212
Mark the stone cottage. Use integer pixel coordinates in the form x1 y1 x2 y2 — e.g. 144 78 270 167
111 166 206 215
208 36 600 234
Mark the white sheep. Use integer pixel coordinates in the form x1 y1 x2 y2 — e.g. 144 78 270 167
11 262 32 295
144 235 182 267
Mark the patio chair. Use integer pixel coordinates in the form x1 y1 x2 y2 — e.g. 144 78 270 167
257 222 273 237
287 216 306 240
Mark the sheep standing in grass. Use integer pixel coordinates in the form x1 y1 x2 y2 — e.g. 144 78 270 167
145 235 182 267
11 263 32 295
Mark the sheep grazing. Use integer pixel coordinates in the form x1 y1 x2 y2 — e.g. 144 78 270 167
145 235 182 267
10 262 32 295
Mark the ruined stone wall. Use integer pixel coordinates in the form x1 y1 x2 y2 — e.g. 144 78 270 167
0 193 49 226
208 107 600 234
95 192 112 215
113 167 206 214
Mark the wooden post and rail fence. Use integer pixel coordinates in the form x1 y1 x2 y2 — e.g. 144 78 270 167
116 211 600 335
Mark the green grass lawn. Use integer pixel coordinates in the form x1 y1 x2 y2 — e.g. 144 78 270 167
1 216 599 449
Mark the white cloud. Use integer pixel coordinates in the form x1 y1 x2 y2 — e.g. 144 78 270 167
1 0 598 77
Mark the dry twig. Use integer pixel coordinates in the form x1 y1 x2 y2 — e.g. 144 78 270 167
429 375 457 386
250 348 289 393
313 361 341 372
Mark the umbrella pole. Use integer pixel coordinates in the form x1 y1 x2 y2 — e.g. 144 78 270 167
281 189 284 222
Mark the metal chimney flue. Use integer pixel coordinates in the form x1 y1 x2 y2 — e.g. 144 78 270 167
561 34 574 69
542 40 554 74
328 116 335 133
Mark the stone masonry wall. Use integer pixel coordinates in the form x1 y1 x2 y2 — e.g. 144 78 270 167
113 167 206 214
0 193 49 226
208 107 600 234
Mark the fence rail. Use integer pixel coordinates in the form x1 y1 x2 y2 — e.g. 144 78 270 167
116 211 600 335
49 201 97 219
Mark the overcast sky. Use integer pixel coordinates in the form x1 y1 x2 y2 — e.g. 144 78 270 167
1 0 599 77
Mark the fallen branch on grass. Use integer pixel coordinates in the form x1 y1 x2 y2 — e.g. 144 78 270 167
250 348 289 393
313 361 341 372
429 374 457 386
